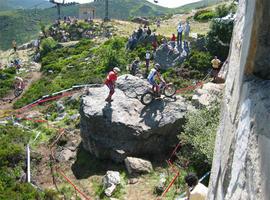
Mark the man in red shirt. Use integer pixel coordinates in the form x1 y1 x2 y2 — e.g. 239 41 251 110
104 67 121 102
171 33 176 49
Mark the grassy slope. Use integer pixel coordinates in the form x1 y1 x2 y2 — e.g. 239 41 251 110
0 0 219 50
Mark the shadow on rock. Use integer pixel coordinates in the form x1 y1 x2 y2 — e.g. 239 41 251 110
71 143 124 179
139 97 176 127
102 101 113 122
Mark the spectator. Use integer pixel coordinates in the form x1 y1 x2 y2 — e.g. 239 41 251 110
131 58 140 76
211 56 222 82
184 21 191 41
171 33 176 49
12 40 17 52
179 173 208 200
156 19 161 28
147 27 152 36
177 23 183 47
145 50 151 74
137 26 143 39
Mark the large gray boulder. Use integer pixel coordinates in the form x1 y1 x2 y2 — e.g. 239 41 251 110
80 75 192 162
154 44 186 70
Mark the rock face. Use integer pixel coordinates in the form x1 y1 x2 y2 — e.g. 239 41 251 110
124 157 153 175
80 75 192 162
208 1 270 200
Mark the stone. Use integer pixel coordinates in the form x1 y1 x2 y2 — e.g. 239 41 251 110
70 113 80 121
192 82 224 107
80 75 192 162
56 100 65 113
124 157 153 175
208 1 270 200
56 148 75 162
103 171 121 197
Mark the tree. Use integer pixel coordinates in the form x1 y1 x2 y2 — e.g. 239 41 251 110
206 17 234 61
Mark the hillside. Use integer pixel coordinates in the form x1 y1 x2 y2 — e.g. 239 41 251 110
0 0 219 50
0 0 51 11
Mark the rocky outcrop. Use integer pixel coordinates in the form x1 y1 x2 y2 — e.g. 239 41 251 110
124 157 153 175
208 1 270 200
192 82 224 107
80 75 192 162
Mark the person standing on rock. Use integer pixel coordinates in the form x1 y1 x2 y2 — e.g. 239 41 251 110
211 56 221 82
178 173 208 200
177 23 183 48
104 67 121 102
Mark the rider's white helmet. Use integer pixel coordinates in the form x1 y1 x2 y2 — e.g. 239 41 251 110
113 67 121 73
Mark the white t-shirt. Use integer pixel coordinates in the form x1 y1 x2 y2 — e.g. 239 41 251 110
147 68 157 80
146 52 151 59
190 183 208 200
178 25 183 33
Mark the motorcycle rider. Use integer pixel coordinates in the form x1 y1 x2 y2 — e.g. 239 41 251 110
147 64 165 97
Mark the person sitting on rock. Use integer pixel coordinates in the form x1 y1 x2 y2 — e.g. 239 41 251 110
147 64 165 97
179 173 208 200
104 67 121 102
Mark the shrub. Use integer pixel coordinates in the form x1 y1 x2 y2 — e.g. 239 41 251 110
177 103 220 174
183 50 212 73
0 67 16 98
206 18 234 61
194 9 216 21
40 37 59 56
0 125 42 199
215 3 233 18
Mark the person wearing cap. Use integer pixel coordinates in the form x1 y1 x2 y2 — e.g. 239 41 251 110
104 67 121 102
147 64 165 97
179 173 208 200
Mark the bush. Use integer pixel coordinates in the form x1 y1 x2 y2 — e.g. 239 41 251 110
40 37 59 56
177 103 220 174
0 67 16 98
215 3 236 18
0 125 43 199
183 50 212 73
206 18 234 61
194 9 216 21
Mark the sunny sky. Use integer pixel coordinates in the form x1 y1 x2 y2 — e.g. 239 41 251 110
62 0 202 8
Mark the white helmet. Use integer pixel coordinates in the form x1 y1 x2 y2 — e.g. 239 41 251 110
113 67 121 73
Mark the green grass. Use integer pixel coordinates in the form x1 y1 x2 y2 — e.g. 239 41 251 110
0 67 16 98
